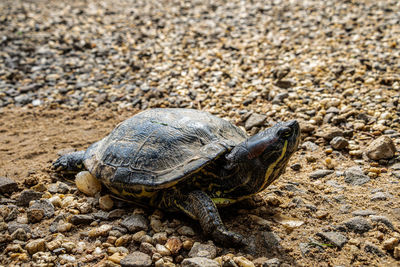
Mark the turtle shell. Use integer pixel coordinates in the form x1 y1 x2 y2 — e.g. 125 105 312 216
83 109 248 192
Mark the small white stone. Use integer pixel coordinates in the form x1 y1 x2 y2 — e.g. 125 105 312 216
75 171 101 197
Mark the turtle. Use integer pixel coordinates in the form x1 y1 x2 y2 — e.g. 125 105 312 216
53 108 300 246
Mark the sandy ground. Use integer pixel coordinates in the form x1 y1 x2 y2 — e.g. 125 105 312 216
1 106 399 266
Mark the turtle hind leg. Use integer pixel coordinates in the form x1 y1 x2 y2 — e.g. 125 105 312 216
53 151 86 173
179 190 245 247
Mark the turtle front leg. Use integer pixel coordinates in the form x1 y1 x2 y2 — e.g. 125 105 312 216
53 151 86 173
179 190 245 246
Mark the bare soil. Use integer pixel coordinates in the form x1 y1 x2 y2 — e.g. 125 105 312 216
1 107 399 266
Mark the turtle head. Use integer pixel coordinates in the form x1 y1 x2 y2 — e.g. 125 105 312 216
225 120 300 189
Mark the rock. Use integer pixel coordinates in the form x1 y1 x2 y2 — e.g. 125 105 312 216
290 163 301 171
155 244 171 256
301 141 319 151
88 224 112 237
177 226 195 236
394 247 400 259
309 170 334 179
272 92 289 104
188 242 217 259
365 136 397 160
263 258 281 267
181 257 220 267
93 210 110 220
75 171 101 196
139 242 156 255
352 210 376 216
27 208 44 223
11 228 28 241
263 231 281 249
115 235 131 247
120 214 149 232
382 237 399 250
369 215 394 230
275 79 295 89
370 192 388 201
59 254 76 262
99 195 114 211
318 127 344 141
316 231 347 248
25 239 46 255
29 199 55 218
330 137 349 150
344 166 370 185
245 113 267 130
56 222 73 233
299 243 313 256
0 177 18 194
8 222 31 234
343 217 372 233
16 189 42 206
109 252 125 264
364 242 385 257
70 214 94 225
120 252 152 267
233 256 255 267
153 232 168 245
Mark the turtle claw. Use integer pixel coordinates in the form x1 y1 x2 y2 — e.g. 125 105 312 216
212 228 246 247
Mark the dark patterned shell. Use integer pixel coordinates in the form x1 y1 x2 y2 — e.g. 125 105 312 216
83 108 248 188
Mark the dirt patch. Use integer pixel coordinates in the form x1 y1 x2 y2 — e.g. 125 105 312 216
1 107 399 266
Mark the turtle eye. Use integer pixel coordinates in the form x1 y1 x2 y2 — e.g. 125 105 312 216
278 127 292 138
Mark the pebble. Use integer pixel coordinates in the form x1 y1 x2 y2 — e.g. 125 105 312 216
109 252 126 264
233 256 255 267
153 232 168 245
181 257 220 267
309 170 334 179
16 189 43 206
344 166 370 185
75 171 102 197
364 242 385 257
369 215 394 230
177 226 195 236
155 244 171 256
8 222 31 234
120 214 149 232
0 176 18 194
365 136 397 160
245 113 267 130
188 242 217 259
316 231 347 248
120 251 152 267
263 232 281 249
382 237 399 250
27 208 44 223
330 137 349 150
29 199 55 218
264 258 281 267
99 195 114 211
88 224 112 237
115 234 131 247
343 217 372 233
370 192 388 201
352 210 376 217
25 238 46 255
165 238 182 255
70 214 94 225
394 247 400 259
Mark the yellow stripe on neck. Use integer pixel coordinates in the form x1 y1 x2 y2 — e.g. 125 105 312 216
260 140 288 191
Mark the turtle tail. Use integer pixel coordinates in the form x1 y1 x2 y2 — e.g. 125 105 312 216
53 151 86 174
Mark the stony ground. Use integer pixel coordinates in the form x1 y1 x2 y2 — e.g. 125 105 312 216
1 0 400 266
